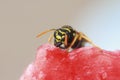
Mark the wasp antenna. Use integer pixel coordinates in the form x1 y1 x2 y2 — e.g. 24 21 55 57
36 29 56 38
67 34 79 50
48 33 54 43
64 34 68 46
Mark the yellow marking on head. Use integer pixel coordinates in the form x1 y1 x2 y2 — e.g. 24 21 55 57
56 39 60 42
56 35 62 40
62 28 71 32
56 38 64 43
62 36 65 38
58 30 66 40
58 30 66 34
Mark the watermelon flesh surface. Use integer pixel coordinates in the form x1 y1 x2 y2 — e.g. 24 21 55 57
20 44 120 80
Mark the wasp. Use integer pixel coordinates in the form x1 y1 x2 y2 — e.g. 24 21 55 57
37 25 100 51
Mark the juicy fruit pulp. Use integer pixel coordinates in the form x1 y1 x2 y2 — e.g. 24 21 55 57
20 44 120 80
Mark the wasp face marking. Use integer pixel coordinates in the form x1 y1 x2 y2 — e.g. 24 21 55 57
54 30 65 47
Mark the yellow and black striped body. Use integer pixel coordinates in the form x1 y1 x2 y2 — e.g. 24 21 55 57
54 25 83 49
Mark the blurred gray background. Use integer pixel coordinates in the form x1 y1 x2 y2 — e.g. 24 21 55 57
0 0 120 80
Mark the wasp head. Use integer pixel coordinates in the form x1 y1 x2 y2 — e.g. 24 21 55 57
54 25 76 48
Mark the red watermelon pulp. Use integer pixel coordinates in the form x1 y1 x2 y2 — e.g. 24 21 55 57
20 44 120 80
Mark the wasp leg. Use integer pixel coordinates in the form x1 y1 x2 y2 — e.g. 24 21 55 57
66 33 79 51
36 29 56 38
78 33 82 41
79 32 101 49
48 33 54 43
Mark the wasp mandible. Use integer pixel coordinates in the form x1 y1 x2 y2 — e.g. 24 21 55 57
37 25 100 50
